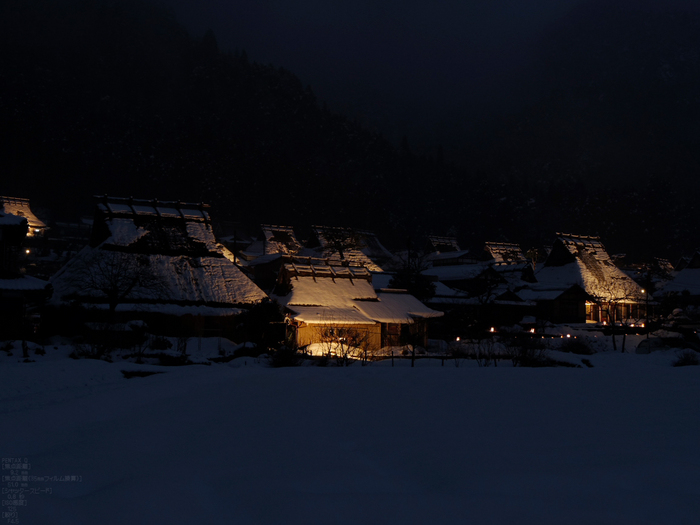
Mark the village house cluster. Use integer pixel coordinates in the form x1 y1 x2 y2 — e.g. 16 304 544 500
0 195 694 354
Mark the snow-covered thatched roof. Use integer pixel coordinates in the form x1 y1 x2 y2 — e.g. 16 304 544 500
274 261 441 325
427 235 460 253
657 268 700 296
50 197 267 311
0 275 48 292
535 233 643 302
0 211 27 227
355 292 443 323
95 196 210 222
306 225 395 272
484 242 526 264
261 224 302 255
0 196 46 231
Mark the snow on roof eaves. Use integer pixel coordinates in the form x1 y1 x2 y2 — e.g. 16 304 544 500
484 242 526 263
659 268 700 296
355 293 443 323
261 224 302 255
107 303 243 316
286 305 375 325
0 213 27 226
536 259 642 301
0 275 48 291
0 196 46 228
311 226 391 271
428 250 471 261
432 281 469 298
556 232 606 252
96 197 210 222
283 276 377 307
185 222 219 252
283 262 371 279
105 218 149 246
50 250 267 307
423 263 489 281
428 235 460 251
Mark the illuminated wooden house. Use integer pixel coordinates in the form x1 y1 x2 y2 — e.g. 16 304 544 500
530 233 645 324
273 258 442 354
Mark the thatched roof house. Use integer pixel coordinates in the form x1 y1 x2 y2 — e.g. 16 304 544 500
50 196 267 322
273 258 442 353
532 233 644 323
305 225 396 271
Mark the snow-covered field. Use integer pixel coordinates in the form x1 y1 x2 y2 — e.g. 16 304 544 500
1 338 699 524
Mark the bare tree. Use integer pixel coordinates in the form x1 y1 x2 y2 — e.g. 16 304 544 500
389 249 436 302
318 227 363 261
314 323 375 365
65 249 169 320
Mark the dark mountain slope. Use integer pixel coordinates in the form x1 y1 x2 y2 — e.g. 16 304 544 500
0 0 454 243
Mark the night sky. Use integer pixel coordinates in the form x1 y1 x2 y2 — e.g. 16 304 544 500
157 0 700 151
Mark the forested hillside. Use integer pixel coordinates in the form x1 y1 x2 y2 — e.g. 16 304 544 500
2 0 700 260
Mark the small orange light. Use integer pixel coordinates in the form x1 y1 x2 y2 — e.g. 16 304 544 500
25 249 30 254
489 327 495 333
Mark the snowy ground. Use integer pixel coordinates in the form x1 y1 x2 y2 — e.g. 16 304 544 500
1 335 699 524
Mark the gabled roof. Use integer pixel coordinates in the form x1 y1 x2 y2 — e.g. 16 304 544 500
658 267 700 296
307 225 395 271
92 196 220 256
95 195 210 222
0 212 26 227
675 256 690 272
659 251 700 296
274 261 441 325
261 224 302 255
355 291 443 323
426 249 474 266
517 283 589 302
427 235 460 253
654 257 674 275
0 196 46 230
0 275 48 291
535 233 643 302
484 242 526 264
51 197 267 310
492 261 535 288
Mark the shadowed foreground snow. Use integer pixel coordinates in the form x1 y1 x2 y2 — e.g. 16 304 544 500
1 353 699 524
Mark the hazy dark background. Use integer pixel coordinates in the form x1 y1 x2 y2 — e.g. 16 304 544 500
2 0 700 260
157 0 700 158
